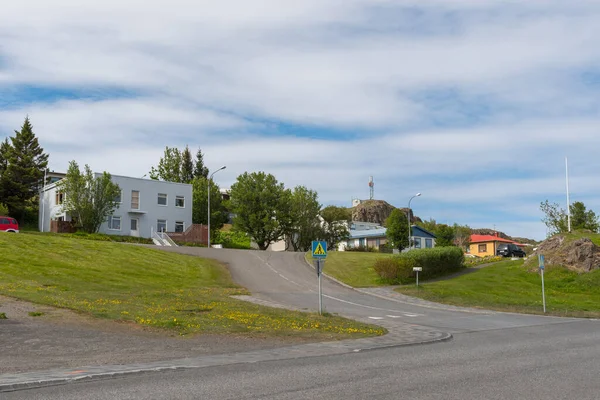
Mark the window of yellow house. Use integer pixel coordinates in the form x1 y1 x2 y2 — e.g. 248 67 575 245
478 244 487 253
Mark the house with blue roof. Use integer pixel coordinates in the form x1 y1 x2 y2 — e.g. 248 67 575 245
338 222 437 251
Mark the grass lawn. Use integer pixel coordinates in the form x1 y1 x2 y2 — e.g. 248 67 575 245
0 233 385 339
396 259 600 317
306 251 394 287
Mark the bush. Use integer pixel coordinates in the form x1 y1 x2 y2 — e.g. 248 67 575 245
213 230 251 249
464 255 503 267
0 203 8 216
372 247 465 284
345 245 378 253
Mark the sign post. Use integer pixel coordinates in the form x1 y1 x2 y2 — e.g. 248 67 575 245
312 241 327 315
413 267 423 287
539 254 546 313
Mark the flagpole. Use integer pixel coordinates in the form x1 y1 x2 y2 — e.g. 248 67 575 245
566 157 571 232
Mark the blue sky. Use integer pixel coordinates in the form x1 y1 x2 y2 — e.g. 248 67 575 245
1 0 600 240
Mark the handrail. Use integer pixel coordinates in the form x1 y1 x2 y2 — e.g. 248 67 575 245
160 231 178 247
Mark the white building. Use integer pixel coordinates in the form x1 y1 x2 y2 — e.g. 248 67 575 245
39 174 192 239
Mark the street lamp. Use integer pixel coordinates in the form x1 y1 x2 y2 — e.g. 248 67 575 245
407 193 422 250
207 166 226 248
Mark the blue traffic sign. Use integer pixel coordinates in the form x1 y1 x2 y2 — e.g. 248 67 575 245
312 241 327 258
538 254 545 270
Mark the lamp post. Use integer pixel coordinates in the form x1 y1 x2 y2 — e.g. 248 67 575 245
407 193 422 250
207 166 226 248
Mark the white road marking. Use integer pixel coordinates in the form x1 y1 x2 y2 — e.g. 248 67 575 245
386 315 402 318
403 313 422 317
368 317 384 320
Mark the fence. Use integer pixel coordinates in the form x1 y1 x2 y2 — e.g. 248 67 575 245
167 224 208 245
50 220 77 233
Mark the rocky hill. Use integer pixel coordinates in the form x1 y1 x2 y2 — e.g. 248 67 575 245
351 200 422 226
471 228 538 245
525 233 600 272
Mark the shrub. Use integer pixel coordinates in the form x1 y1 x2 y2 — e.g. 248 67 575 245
345 245 377 253
372 247 465 284
0 203 8 216
464 255 503 267
213 230 251 249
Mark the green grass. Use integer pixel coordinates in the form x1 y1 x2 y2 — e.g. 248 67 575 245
0 233 385 339
396 259 600 317
306 251 394 287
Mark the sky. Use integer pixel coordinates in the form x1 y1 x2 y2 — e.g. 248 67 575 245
1 1 599 241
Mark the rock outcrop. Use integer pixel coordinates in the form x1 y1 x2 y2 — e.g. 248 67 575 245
351 200 421 226
529 235 600 272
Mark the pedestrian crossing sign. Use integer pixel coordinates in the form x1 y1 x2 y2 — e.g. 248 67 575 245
312 241 327 258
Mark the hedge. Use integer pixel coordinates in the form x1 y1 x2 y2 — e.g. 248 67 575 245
373 246 465 284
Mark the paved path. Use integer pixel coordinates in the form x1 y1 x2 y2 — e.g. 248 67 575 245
0 247 580 392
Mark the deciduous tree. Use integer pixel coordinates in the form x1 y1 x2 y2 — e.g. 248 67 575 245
433 224 455 247
320 205 351 250
229 172 292 250
57 161 121 233
149 146 182 182
385 209 409 251
191 176 228 231
285 186 322 252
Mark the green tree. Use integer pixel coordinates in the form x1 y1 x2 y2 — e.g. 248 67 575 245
181 145 194 183
385 209 409 251
0 117 49 222
191 176 228 232
149 146 182 182
194 148 209 179
229 172 292 250
453 223 472 250
285 186 322 252
0 203 9 216
57 161 121 233
540 200 569 234
569 201 599 232
418 218 438 234
434 223 455 247
320 205 351 250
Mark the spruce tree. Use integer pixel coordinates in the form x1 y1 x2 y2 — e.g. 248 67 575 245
181 145 194 183
193 148 209 179
1 117 48 222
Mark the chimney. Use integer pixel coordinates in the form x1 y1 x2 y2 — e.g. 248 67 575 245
494 232 499 237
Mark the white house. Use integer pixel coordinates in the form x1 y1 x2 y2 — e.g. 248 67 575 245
39 173 192 239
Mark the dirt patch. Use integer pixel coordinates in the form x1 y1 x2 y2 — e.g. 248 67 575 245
0 296 315 375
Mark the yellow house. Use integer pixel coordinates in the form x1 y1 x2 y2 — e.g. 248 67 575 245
468 234 516 257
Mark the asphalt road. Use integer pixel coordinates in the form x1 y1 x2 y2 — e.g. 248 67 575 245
6 320 600 399
5 247 600 399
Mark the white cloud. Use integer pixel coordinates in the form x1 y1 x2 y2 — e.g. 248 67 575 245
1 1 600 240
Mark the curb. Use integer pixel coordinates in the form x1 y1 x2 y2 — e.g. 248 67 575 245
303 253 354 290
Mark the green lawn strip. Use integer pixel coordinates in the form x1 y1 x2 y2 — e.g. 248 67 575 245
0 234 385 338
396 259 600 317
305 251 394 287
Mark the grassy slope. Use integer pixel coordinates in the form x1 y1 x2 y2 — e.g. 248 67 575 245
397 259 600 317
0 233 385 338
306 251 394 287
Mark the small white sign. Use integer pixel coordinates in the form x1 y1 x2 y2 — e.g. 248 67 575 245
413 267 423 272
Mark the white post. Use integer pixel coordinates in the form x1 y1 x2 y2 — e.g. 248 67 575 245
541 269 546 313
41 169 47 232
566 157 571 232
318 259 323 315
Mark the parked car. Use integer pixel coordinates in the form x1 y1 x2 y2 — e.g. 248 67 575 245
0 216 19 233
496 243 525 258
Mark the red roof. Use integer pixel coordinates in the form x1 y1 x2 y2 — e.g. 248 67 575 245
470 234 515 244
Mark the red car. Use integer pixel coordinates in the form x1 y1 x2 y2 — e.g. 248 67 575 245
0 216 19 233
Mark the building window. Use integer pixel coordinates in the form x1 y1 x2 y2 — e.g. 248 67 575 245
158 193 167 206
414 238 421 248
130 219 138 231
478 244 487 253
55 192 64 205
114 190 122 204
131 190 140 210
175 221 185 233
108 216 121 230
425 238 433 248
175 196 185 208
157 219 167 233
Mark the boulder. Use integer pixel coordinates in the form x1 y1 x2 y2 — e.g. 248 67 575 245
531 235 600 272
